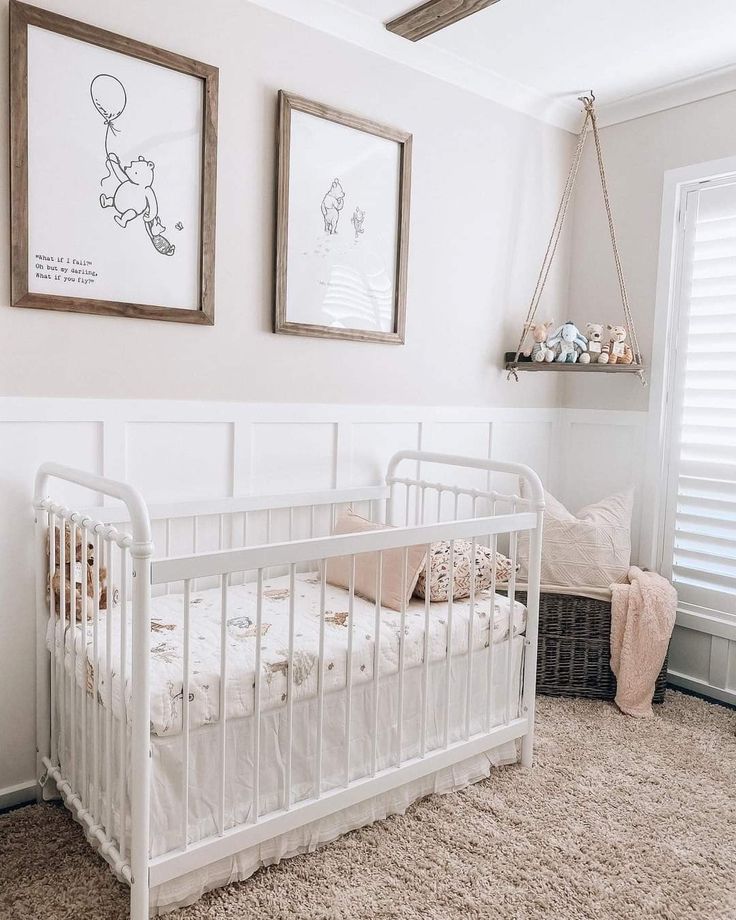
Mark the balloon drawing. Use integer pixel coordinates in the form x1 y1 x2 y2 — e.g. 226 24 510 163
91 73 176 257
90 73 127 126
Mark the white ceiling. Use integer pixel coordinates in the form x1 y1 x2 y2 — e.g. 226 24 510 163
251 0 736 131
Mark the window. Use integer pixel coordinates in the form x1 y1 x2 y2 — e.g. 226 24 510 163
661 176 736 621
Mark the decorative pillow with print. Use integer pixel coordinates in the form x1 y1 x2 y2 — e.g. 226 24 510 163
414 540 516 602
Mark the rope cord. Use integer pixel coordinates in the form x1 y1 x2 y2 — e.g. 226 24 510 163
512 110 590 363
508 93 644 381
585 100 643 364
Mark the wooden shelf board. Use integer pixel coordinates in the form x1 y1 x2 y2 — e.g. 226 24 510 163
504 352 644 374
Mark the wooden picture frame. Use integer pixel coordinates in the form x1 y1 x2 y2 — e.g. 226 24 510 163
275 92 412 344
9 1 218 324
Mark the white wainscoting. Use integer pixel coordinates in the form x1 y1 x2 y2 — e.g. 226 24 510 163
0 398 650 806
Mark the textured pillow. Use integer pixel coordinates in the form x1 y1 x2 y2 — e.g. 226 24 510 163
414 540 516 602
517 481 633 588
325 510 426 611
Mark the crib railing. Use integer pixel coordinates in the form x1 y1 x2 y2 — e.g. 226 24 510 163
33 453 543 920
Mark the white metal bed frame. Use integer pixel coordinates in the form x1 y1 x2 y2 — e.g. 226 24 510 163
33 450 544 919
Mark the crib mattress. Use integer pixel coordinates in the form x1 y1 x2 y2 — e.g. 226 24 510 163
48 573 526 737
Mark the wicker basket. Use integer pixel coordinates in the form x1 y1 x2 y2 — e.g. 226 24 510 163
515 591 668 703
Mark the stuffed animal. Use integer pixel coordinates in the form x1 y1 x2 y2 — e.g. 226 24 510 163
47 523 117 621
547 321 588 363
578 322 605 364
522 321 556 363
599 324 634 365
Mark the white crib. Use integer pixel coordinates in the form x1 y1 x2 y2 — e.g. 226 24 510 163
33 450 544 918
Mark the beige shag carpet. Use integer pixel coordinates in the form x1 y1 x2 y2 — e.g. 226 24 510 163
1 691 735 920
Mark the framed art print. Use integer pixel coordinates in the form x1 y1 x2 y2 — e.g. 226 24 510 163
275 92 412 344
9 1 218 323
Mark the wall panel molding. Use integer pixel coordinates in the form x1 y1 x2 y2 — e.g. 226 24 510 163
0 397 647 803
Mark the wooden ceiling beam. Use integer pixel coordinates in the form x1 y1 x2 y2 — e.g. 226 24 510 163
386 0 502 42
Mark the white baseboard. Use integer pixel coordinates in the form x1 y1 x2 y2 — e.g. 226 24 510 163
667 670 736 708
0 780 36 811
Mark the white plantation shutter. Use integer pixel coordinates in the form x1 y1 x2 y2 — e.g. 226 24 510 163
663 178 736 619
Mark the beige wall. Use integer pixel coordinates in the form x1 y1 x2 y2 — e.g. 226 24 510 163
0 0 574 407
566 90 736 410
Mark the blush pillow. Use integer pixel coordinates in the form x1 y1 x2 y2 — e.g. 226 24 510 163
414 540 516 602
325 510 426 611
517 481 633 589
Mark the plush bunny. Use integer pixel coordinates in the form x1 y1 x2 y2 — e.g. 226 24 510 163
522 321 556 363
47 523 117 621
599 324 634 365
547 321 588 363
579 322 605 364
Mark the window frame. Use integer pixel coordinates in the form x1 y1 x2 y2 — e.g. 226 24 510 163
644 156 736 634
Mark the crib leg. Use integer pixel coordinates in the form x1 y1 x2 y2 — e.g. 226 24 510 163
521 730 534 768
130 881 149 920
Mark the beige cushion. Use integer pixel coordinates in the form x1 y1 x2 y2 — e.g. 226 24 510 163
414 540 516 602
325 510 426 611
518 481 633 589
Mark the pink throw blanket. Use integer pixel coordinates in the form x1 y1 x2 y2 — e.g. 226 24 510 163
610 566 676 718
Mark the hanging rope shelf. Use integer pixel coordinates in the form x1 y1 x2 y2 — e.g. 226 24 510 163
506 93 646 386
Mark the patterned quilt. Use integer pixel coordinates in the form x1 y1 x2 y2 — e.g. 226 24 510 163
49 572 526 737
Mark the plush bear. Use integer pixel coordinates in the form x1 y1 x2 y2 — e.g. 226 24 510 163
547 321 588 363
522 320 556 362
578 322 605 364
47 524 116 621
599 324 634 365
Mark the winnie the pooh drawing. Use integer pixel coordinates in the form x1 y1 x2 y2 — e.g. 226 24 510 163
91 74 175 256
100 154 162 230
321 178 345 234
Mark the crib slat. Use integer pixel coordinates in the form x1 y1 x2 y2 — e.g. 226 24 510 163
70 520 77 795
444 539 455 748
397 548 408 766
505 501 518 725
345 556 355 786
92 531 101 824
419 486 426 525
315 565 327 797
465 537 476 741
486 501 498 732
252 569 263 824
49 512 57 766
80 524 89 809
219 573 228 835
165 519 172 595
182 578 191 849
420 545 431 757
104 537 113 832
59 521 66 772
118 545 128 861
371 552 383 776
436 488 443 524
285 563 296 810
404 485 411 527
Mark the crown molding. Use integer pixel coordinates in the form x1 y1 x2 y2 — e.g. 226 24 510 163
245 0 583 132
246 0 736 135
594 64 736 128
